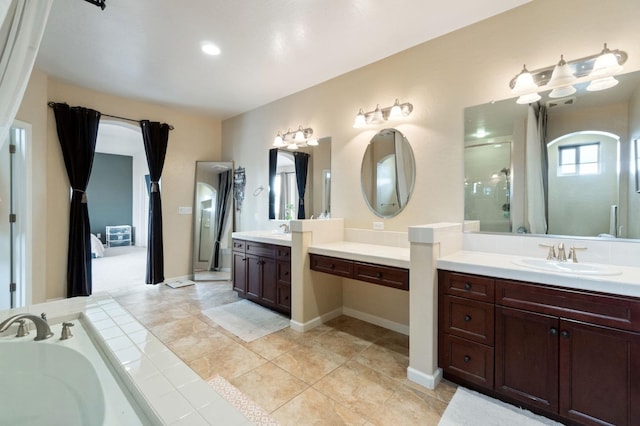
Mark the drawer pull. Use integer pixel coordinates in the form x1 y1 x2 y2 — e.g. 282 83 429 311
463 355 471 363
550 327 558 336
330 264 335 269
375 272 382 278
561 330 570 339
464 283 472 290
464 315 472 322
284 271 289 276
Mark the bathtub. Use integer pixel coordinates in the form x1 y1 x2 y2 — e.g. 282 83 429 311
0 320 154 426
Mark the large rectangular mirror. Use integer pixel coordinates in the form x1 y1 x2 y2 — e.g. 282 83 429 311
268 137 331 220
193 161 234 281
464 69 640 240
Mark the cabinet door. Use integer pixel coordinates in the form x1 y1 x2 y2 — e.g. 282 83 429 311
559 319 640 426
260 256 277 307
495 306 559 413
232 251 247 295
246 254 262 300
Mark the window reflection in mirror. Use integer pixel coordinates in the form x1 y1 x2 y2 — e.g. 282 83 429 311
464 69 640 240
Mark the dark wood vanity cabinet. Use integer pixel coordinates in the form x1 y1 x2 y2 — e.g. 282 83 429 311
310 254 409 291
438 270 640 426
232 239 291 315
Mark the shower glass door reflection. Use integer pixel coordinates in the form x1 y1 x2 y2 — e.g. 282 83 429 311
464 142 512 232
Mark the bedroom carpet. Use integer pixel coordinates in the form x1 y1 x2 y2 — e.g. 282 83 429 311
92 245 147 293
438 387 562 426
202 299 290 342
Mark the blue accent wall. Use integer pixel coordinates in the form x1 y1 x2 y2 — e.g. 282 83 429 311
87 153 133 243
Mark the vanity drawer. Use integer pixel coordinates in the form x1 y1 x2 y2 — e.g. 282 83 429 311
232 239 246 252
245 241 275 257
276 245 291 261
277 260 291 285
496 279 640 333
310 254 353 278
440 295 494 345
353 261 409 291
440 333 494 389
439 270 495 302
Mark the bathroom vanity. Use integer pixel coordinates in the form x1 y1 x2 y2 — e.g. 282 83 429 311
438 267 640 425
232 237 291 315
310 254 409 291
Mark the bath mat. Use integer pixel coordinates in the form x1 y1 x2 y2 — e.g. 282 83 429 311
165 279 196 288
439 387 562 426
202 299 289 342
208 375 279 426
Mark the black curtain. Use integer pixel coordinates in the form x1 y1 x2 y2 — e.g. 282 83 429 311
211 169 233 270
536 103 550 228
268 148 278 219
51 103 101 297
293 152 310 219
141 120 170 284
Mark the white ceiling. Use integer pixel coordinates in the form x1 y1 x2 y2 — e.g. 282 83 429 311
36 0 530 119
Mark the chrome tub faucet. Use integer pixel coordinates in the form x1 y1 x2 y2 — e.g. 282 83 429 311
0 313 54 341
280 223 290 233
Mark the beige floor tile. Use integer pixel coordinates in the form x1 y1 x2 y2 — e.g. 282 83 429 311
230 362 308 412
310 329 373 359
245 330 301 360
165 330 232 362
313 359 399 419
148 315 211 342
272 387 367 426
324 316 389 343
209 341 268 380
273 342 346 384
133 307 193 328
367 383 446 426
355 341 409 381
402 378 458 404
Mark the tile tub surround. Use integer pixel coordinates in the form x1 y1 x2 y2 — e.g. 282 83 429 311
0 294 250 425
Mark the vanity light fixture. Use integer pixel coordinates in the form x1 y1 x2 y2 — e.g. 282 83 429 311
509 43 627 104
272 125 315 150
353 99 413 128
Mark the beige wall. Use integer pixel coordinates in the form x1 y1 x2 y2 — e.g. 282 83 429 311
629 85 640 238
17 72 221 302
222 0 640 323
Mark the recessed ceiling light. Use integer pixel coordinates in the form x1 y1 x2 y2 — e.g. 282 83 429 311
201 42 221 56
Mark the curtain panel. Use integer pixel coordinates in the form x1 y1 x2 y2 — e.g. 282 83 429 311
210 169 232 271
293 152 310 219
268 148 278 219
141 120 170 284
51 103 101 297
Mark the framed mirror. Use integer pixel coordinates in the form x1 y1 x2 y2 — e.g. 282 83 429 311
361 128 415 218
268 137 331 220
193 161 234 281
464 69 640 240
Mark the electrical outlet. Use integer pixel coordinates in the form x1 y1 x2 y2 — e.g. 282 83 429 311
373 221 384 230
178 206 192 215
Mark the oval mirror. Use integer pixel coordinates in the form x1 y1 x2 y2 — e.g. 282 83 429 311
361 128 415 218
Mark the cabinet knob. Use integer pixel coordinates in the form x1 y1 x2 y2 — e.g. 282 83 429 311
330 264 335 269
464 283 472 290
463 355 471 363
550 327 558 336
560 330 570 339
464 315 472 322
375 272 382 278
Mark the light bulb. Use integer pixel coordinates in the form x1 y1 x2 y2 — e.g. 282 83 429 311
273 132 284 147
353 109 366 128
294 126 305 142
370 105 384 124
388 99 403 119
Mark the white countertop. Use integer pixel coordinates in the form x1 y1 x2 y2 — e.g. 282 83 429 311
232 231 292 247
437 250 640 298
308 241 410 269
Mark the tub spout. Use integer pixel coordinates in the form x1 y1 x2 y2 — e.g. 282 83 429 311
0 313 54 341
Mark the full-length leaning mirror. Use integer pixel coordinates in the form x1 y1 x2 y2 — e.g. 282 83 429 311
361 128 416 218
464 69 640 240
268 137 331 220
193 161 234 281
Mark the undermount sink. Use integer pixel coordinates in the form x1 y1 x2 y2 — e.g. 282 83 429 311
513 258 622 276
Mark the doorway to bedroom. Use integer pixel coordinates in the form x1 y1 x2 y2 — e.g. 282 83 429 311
89 122 148 293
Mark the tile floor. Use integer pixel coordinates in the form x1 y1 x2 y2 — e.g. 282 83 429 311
110 281 457 425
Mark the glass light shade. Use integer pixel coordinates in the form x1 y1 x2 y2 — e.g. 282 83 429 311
353 111 366 128
273 133 285 147
307 138 318 146
512 66 539 95
590 45 623 79
294 128 305 142
549 84 576 98
516 92 541 104
388 99 403 119
586 76 619 91
370 106 384 124
287 142 299 150
547 56 577 91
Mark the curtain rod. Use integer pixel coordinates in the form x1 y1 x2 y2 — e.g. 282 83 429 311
47 102 174 130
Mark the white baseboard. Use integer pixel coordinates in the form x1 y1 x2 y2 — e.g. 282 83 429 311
342 307 409 335
290 307 343 332
407 366 442 390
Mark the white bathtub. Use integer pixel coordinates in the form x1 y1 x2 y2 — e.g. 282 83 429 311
0 320 153 426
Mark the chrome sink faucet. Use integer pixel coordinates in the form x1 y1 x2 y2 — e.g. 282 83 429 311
0 313 54 341
568 246 587 263
279 223 290 233
557 242 567 262
539 243 556 260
